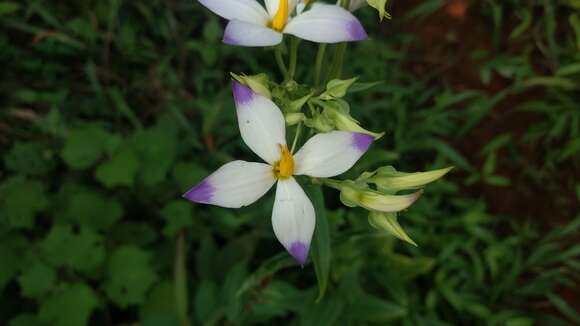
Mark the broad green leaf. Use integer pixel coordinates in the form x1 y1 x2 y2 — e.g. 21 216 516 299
171 161 208 193
369 211 417 246
0 176 48 229
38 283 97 326
4 142 54 176
140 281 179 326
61 125 114 169
95 145 140 188
41 225 105 272
17 262 56 298
110 222 158 246
160 201 193 237
236 251 296 297
131 127 177 186
0 243 20 291
105 246 158 307
304 185 331 301
60 189 123 230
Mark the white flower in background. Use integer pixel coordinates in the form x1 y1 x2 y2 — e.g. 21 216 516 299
198 0 368 47
183 80 375 264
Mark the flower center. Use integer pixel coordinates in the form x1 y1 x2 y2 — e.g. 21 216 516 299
273 144 294 179
270 0 288 32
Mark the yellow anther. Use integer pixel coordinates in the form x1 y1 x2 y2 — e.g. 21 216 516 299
270 0 289 32
273 144 294 179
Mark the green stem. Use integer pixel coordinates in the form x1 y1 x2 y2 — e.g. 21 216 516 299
288 37 299 80
290 122 303 153
329 43 347 79
275 45 289 80
175 231 190 326
314 43 327 88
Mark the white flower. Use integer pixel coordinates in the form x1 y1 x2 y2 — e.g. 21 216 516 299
183 80 375 264
198 0 368 47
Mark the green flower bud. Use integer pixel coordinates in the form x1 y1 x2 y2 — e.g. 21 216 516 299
329 107 384 139
336 181 422 212
368 211 417 246
285 112 305 126
371 166 453 193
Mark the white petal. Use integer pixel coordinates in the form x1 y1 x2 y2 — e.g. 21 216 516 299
223 20 283 47
183 160 275 208
264 0 299 18
294 131 373 178
198 0 269 24
272 177 315 265
283 4 368 43
232 80 287 164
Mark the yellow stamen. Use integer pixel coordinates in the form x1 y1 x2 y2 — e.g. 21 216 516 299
273 144 294 179
270 0 289 32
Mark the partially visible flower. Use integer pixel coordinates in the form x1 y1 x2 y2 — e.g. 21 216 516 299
198 0 368 47
183 80 374 265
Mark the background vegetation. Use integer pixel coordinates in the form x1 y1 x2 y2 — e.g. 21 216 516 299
0 0 579 325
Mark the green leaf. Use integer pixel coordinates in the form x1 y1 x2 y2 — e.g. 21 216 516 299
9 315 47 326
369 211 417 246
4 141 55 176
60 189 123 230
194 280 219 322
110 222 158 246
0 240 21 291
41 225 105 272
95 145 140 188
61 125 115 169
140 281 179 326
172 161 208 193
131 127 177 186
547 293 580 323
160 201 193 237
349 293 406 322
236 251 296 297
38 283 98 326
17 262 56 298
0 176 48 229
304 185 331 301
105 246 158 307
0 2 20 15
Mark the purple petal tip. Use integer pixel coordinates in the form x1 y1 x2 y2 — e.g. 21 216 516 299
182 179 214 204
348 20 368 41
232 80 254 106
289 242 309 265
352 132 374 152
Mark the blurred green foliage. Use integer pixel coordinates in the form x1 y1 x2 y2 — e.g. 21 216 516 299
0 0 579 325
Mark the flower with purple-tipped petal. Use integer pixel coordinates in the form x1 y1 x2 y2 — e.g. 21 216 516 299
198 0 368 47
183 80 377 265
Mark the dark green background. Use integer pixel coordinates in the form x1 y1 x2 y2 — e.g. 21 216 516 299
0 0 579 325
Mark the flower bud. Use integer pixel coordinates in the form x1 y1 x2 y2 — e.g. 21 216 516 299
326 106 384 139
371 166 453 192
285 112 305 126
338 181 422 212
368 211 417 246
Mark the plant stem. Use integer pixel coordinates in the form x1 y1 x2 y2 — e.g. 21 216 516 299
329 43 347 79
288 36 300 80
275 45 289 80
314 43 327 88
290 122 303 153
174 231 190 326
